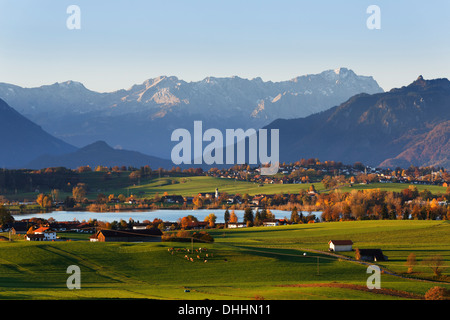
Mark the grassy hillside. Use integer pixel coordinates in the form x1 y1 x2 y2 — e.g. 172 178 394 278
0 220 449 300
80 174 447 199
6 170 446 202
126 176 324 198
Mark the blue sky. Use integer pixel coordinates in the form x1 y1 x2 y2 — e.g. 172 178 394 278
0 0 449 92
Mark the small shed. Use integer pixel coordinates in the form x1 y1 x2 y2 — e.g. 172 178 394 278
328 240 353 252
355 248 388 262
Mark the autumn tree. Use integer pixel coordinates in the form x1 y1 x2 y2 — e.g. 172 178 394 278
192 195 203 208
77 166 92 173
204 213 217 228
95 165 108 172
229 210 238 223
179 215 198 229
424 286 449 300
157 222 165 231
119 219 128 229
322 176 333 189
36 193 52 209
406 253 417 274
72 184 87 202
423 255 445 278
151 218 163 228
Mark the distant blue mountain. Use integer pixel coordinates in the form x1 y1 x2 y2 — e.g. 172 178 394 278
0 98 76 168
25 140 173 170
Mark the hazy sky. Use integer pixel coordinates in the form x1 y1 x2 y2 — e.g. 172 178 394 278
0 0 449 92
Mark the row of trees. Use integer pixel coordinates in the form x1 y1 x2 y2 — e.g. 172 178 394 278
317 186 450 221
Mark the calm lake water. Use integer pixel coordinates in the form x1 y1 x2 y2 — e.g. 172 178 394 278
13 209 321 224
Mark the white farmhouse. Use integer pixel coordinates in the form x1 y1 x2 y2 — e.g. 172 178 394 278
26 226 57 241
262 219 279 227
227 223 247 229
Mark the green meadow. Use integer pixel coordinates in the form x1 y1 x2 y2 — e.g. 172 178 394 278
126 176 323 198
0 220 449 300
8 171 446 203
80 173 447 199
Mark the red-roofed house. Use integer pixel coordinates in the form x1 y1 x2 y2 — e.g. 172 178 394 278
26 226 57 241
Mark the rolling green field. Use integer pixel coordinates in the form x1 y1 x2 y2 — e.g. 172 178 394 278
7 171 446 203
126 176 324 198
85 174 447 199
0 220 449 300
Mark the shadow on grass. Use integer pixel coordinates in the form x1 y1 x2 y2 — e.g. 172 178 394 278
228 244 336 265
213 226 323 238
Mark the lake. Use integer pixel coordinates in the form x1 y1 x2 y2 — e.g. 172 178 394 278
13 209 321 224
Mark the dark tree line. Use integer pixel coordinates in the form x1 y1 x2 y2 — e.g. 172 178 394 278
0 168 79 194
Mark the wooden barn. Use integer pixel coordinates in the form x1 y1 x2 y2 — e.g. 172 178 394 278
328 240 353 252
90 228 162 242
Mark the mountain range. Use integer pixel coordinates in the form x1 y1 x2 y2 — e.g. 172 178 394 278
0 68 383 159
1 70 449 171
264 76 450 169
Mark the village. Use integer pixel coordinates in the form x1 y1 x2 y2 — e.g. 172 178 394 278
205 160 450 187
